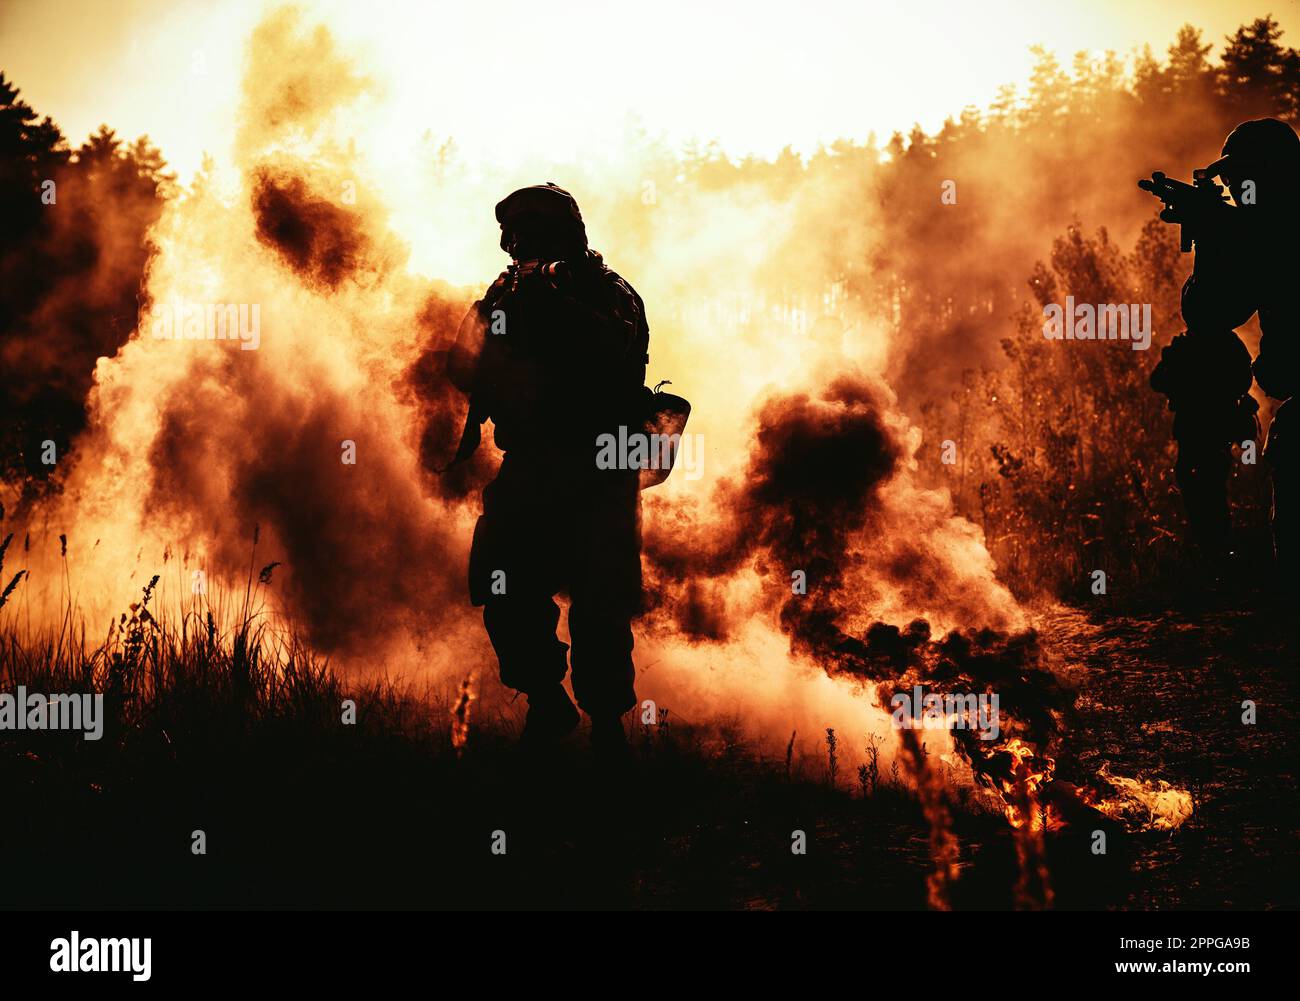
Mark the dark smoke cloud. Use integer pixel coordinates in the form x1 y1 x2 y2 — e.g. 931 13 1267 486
129 155 492 655
402 290 497 503
252 168 373 292
638 369 1078 906
644 370 1073 795
645 375 902 582
143 368 464 652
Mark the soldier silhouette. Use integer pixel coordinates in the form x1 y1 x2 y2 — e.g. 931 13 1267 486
1149 118 1300 584
446 183 648 756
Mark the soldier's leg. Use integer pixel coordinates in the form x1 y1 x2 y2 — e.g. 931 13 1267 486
567 599 636 719
470 457 578 740
568 595 636 764
482 593 570 697
477 562 579 742
1174 438 1233 561
567 474 641 737
1154 329 1254 569
1265 400 1294 577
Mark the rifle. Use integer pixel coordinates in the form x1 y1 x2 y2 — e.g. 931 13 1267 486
1137 168 1229 252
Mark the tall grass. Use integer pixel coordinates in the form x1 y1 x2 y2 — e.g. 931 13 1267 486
0 528 459 754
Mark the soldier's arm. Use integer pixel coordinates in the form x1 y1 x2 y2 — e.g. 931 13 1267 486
1180 213 1261 331
446 272 512 393
446 304 485 394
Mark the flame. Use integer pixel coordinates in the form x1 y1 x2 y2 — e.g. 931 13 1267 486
450 673 476 754
986 738 1058 830
1083 763 1195 832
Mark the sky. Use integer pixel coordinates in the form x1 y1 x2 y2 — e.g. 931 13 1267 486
1 0 1296 182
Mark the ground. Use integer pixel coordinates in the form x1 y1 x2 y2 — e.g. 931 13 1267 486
2 596 1296 910
1041 598 1298 910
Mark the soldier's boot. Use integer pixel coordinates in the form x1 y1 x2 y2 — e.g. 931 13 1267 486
520 685 580 746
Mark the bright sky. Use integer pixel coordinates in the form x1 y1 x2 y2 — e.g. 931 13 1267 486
0 0 1292 182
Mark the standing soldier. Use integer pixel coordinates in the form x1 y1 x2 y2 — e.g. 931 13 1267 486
1149 118 1300 583
446 183 649 756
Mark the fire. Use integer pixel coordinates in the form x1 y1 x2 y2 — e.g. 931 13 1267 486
1083 764 1195 833
982 737 1059 831
450 673 475 754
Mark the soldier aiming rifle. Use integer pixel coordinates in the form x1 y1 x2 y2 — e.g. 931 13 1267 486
1141 118 1300 586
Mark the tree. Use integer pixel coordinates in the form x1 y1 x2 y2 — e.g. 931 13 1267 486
0 77 172 493
1218 16 1300 119
0 74 69 255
